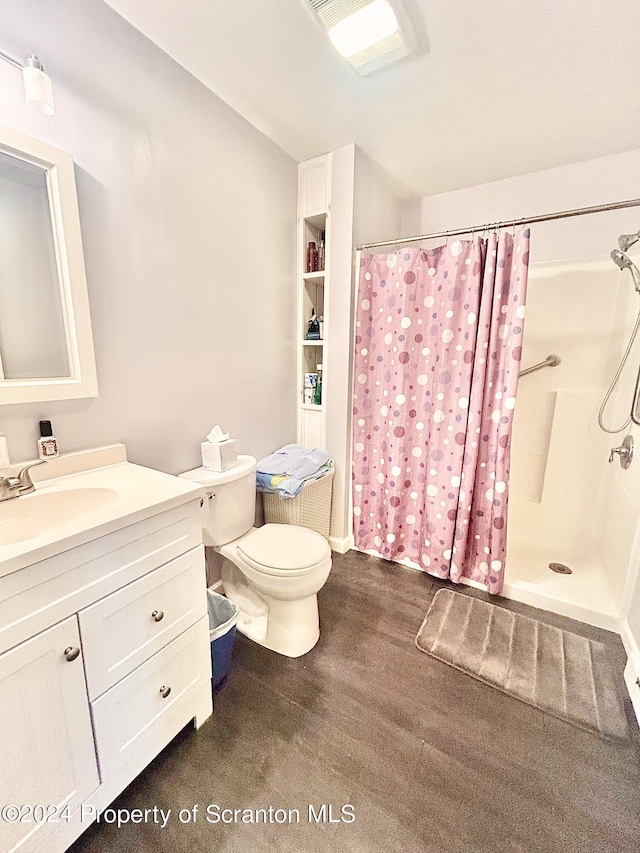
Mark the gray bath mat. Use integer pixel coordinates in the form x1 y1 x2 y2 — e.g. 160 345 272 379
415 589 629 740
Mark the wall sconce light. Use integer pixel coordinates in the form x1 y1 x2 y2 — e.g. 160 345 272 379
0 49 55 115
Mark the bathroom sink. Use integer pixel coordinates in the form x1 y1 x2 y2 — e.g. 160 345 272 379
0 518 37 547
0 487 119 546
0 444 207 579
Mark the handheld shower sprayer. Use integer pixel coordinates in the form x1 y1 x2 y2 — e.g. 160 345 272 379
611 248 640 293
598 233 640 433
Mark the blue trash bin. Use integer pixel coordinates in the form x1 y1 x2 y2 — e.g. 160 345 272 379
207 589 239 686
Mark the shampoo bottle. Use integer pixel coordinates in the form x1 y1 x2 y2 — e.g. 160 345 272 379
314 364 323 405
38 420 59 459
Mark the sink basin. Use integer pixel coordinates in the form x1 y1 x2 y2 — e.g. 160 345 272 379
0 446 206 579
0 488 119 546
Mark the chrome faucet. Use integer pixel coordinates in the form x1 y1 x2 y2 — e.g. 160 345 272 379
0 460 47 502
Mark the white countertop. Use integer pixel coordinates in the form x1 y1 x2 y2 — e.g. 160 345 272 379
0 444 206 578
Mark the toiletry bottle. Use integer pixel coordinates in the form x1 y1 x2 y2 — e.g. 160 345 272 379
38 420 59 459
0 430 10 469
318 232 325 271
314 364 323 405
306 308 321 340
306 241 318 273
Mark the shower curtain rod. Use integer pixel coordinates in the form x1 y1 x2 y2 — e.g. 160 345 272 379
356 197 640 251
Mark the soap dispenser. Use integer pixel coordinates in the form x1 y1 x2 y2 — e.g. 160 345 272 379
38 420 59 459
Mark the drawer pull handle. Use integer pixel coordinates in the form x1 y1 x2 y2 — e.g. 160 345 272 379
159 685 171 699
64 646 80 662
152 610 164 623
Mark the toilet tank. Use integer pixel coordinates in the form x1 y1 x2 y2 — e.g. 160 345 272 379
179 455 257 546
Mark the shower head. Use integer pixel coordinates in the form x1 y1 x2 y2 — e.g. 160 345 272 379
611 248 640 293
618 231 640 252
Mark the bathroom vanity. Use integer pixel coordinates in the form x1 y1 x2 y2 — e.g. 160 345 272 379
0 445 212 853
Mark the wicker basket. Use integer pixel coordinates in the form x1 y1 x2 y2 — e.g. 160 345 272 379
261 468 334 540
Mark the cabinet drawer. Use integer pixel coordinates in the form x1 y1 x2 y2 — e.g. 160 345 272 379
91 616 211 781
0 500 203 656
79 547 207 699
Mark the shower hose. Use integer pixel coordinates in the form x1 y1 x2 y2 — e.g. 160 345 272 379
598 305 640 433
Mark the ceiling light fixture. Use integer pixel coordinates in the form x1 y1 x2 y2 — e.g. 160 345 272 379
328 0 399 57
0 49 55 115
308 0 413 75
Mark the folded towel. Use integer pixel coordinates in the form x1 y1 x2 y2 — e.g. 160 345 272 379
257 444 331 480
256 461 333 499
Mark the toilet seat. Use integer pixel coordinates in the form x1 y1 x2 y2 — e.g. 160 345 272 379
237 523 330 576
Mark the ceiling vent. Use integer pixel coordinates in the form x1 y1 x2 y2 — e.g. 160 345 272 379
307 0 414 75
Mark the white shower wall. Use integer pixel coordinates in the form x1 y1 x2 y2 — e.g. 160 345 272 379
505 256 640 629
413 148 640 631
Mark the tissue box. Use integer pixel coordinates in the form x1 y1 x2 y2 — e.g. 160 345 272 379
201 439 238 472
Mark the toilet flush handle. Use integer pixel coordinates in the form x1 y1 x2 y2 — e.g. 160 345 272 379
199 491 215 527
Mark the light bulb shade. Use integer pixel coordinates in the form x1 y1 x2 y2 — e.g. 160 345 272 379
22 65 54 115
328 0 399 58
308 0 414 76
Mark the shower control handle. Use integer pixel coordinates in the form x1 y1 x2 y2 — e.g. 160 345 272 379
609 435 634 469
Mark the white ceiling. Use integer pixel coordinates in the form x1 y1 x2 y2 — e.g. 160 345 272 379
103 0 640 199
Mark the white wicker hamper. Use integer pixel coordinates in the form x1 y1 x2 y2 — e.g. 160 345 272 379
261 467 334 539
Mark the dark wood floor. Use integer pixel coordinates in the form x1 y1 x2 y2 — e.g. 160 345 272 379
70 550 640 853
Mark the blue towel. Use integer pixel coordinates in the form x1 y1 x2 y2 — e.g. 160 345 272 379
256 460 333 499
257 444 331 480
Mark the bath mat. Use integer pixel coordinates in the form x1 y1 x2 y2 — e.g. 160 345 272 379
415 589 629 740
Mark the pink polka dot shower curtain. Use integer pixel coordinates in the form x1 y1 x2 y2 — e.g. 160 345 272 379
352 230 530 594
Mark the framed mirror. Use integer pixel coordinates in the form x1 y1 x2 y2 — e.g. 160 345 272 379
0 124 97 404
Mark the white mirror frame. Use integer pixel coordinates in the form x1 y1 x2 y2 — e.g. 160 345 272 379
0 123 97 404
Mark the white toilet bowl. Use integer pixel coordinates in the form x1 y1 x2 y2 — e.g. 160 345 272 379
219 524 331 657
179 456 332 658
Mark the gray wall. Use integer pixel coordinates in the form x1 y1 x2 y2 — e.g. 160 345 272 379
0 0 298 473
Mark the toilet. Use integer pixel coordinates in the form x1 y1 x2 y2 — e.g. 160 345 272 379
180 455 332 658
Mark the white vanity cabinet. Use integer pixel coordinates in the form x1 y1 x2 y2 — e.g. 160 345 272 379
0 451 213 853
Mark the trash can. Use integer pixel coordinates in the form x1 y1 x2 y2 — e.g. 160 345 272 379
207 588 239 686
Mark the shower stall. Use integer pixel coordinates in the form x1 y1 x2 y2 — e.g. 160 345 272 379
354 204 640 633
505 244 640 630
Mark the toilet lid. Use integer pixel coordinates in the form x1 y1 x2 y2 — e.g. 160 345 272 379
238 524 330 571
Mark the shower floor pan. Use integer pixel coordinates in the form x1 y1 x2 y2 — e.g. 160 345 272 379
501 557 619 631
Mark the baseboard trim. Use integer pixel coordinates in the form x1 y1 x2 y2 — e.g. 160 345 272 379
615 620 640 728
623 659 640 728
329 534 353 554
620 619 638 660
